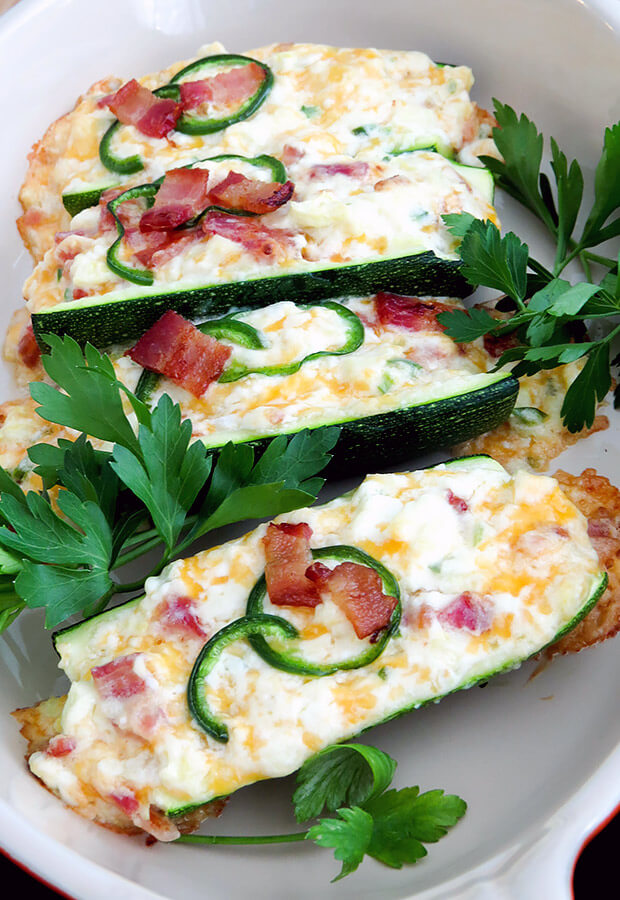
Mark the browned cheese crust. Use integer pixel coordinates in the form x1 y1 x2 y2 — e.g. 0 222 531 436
12 696 227 836
454 411 609 473
549 468 620 655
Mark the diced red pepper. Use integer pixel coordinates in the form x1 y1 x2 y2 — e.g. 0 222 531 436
208 171 294 214
438 592 492 634
126 310 231 397
107 79 182 138
375 293 452 331
110 790 140 817
91 654 146 699
320 562 397 639
263 522 321 608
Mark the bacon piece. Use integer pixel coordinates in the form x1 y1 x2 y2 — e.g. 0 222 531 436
45 735 76 758
208 171 294 214
91 654 146 699
134 227 205 269
156 595 207 639
107 79 182 138
447 490 468 513
263 522 321 608
305 561 332 584
140 168 211 232
178 62 265 110
111 790 140 817
319 562 397 639
483 330 519 359
375 293 452 332
281 144 305 166
201 211 295 262
17 323 41 369
127 310 231 397
309 161 370 179
438 592 492 634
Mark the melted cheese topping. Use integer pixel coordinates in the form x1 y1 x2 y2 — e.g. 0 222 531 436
29 460 602 822
25 150 496 313
112 297 496 445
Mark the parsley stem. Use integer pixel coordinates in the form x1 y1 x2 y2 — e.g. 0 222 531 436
114 534 165 568
175 832 308 846
527 257 553 280
581 251 618 270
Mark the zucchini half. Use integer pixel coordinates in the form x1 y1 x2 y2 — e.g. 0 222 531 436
122 299 519 477
43 456 606 830
32 251 469 349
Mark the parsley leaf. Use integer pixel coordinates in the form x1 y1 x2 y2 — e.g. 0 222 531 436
561 343 612 432
111 394 212 551
454 218 529 304
581 122 620 247
293 743 396 822
307 807 373 881
436 306 498 342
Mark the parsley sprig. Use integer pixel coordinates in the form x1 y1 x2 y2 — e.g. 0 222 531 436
437 103 620 432
0 336 339 631
176 743 466 881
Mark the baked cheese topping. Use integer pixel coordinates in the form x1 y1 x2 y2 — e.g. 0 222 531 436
24 149 496 313
29 460 603 834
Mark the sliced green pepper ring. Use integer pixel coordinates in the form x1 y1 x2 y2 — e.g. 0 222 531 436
245 544 401 677
188 613 298 742
170 53 274 135
219 301 365 383
99 85 180 176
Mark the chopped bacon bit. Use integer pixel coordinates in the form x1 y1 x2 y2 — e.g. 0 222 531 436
447 490 468 513
98 188 126 233
281 144 305 166
208 171 294 214
321 562 397 639
179 62 265 109
374 175 411 191
140 168 211 232
438 592 492 634
305 561 332 584
136 227 205 269
17 323 41 369
483 330 519 359
107 79 182 138
156 595 207 639
72 289 90 300
91 654 146 700
54 229 87 243
375 293 452 332
263 522 321 608
46 735 76 758
588 518 614 540
127 310 231 397
309 161 370 179
110 790 140 817
201 211 295 262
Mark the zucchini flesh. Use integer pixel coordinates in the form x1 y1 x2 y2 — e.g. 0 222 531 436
45 456 607 824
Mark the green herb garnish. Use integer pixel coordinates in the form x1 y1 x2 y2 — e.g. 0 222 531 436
0 336 339 631
437 103 620 432
176 743 466 881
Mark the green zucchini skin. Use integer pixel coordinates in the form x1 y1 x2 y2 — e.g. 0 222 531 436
32 252 469 348
217 374 518 479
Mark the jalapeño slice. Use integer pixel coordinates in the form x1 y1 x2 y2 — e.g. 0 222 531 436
246 545 401 677
99 85 180 176
188 614 298 743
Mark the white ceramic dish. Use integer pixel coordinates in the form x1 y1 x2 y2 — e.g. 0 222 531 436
0 0 619 897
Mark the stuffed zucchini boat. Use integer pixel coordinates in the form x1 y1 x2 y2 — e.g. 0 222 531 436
27 147 496 347
15 456 606 839
18 42 498 264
